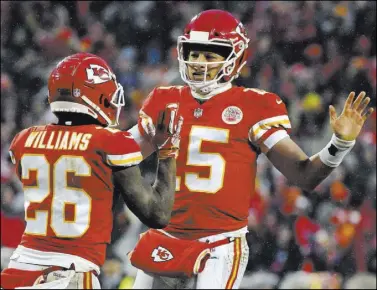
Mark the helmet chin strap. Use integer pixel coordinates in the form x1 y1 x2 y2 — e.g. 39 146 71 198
190 82 232 100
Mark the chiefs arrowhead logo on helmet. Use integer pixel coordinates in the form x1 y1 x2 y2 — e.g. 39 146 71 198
48 53 125 127
177 9 250 95
151 246 174 262
86 64 112 84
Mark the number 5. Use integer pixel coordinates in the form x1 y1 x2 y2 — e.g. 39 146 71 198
176 126 229 194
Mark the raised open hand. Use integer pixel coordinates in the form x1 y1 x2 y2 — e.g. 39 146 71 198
329 91 374 141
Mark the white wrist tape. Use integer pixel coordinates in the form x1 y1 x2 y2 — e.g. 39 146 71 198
318 134 355 167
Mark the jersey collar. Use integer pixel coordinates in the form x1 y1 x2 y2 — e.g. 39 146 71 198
190 83 232 101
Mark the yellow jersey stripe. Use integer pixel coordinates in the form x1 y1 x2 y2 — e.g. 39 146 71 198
253 119 291 136
107 155 143 166
225 237 241 289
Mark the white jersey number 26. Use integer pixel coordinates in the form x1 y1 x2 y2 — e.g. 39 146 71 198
21 154 91 238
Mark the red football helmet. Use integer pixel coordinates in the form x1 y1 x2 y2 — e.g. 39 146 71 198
177 10 250 95
48 52 124 127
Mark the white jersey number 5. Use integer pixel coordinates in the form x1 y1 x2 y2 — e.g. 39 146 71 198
176 126 229 194
21 154 91 238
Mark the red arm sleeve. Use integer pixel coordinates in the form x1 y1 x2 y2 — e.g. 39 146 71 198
8 129 29 178
98 128 143 168
247 91 292 148
137 88 164 138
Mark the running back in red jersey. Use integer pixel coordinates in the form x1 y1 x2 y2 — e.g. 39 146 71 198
2 52 181 290
8 124 142 266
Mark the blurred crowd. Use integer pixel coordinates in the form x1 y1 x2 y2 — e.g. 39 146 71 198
1 1 376 289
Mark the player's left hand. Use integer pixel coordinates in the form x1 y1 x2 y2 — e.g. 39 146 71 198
329 91 374 141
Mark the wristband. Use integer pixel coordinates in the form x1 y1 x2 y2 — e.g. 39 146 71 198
318 134 355 167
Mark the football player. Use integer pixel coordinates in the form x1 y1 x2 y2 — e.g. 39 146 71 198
128 9 374 289
0 53 183 289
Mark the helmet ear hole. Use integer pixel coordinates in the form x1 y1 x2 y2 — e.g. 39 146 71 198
104 98 110 108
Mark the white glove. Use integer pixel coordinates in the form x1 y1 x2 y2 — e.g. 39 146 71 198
140 103 184 159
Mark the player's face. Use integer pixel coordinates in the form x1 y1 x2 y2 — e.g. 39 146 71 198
187 51 225 81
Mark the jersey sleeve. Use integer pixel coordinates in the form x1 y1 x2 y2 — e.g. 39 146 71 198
137 88 165 138
99 128 143 168
8 129 30 164
8 129 30 179
248 92 292 150
8 134 20 165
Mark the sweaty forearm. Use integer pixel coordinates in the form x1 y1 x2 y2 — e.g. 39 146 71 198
290 155 335 191
267 134 355 192
268 149 334 192
151 158 176 223
296 134 355 191
112 158 175 228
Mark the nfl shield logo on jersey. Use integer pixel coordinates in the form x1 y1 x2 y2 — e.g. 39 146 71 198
151 246 174 262
222 106 243 124
194 108 203 118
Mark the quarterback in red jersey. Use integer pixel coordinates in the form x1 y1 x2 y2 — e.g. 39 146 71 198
129 9 374 289
1 53 182 289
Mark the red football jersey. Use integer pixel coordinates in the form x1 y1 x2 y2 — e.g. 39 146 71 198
137 86 291 239
8 124 142 266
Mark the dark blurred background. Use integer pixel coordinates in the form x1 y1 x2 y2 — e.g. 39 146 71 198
1 1 376 288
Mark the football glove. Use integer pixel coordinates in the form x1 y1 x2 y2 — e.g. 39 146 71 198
140 103 183 159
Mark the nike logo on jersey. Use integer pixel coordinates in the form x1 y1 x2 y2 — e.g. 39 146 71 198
123 134 134 139
276 99 283 104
